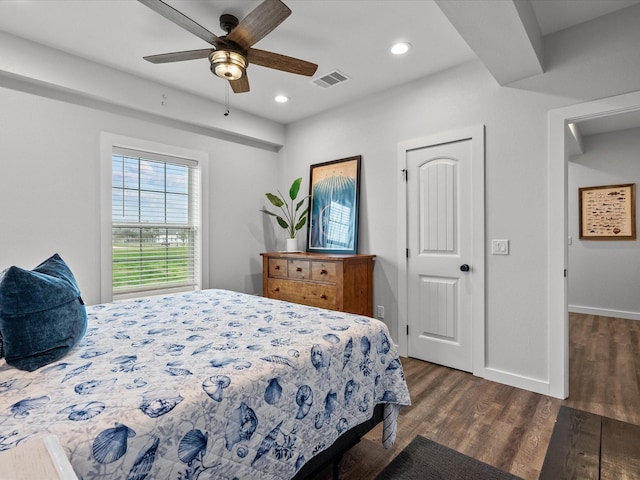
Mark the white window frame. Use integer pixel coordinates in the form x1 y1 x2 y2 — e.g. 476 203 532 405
100 133 209 303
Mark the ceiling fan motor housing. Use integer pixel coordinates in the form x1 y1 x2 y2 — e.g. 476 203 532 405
220 14 239 34
211 14 246 80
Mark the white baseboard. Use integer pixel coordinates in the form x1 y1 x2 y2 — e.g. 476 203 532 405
569 305 640 321
481 367 556 398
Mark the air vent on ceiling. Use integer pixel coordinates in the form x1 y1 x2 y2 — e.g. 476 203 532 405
312 70 350 89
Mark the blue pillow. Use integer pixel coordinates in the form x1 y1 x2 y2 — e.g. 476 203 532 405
0 254 87 371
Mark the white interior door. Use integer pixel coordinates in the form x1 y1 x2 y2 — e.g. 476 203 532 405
406 139 474 372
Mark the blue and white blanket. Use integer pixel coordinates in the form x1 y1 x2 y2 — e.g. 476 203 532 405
0 289 410 479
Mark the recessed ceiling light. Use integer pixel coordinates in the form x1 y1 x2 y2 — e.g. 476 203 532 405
390 42 411 55
274 95 289 103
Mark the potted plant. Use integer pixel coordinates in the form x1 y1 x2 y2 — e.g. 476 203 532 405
261 177 309 252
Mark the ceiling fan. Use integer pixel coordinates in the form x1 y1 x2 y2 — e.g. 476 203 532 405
138 0 318 93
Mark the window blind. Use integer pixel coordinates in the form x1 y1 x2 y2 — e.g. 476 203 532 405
111 147 200 297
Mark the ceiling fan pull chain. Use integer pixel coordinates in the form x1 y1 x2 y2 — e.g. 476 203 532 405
224 81 230 116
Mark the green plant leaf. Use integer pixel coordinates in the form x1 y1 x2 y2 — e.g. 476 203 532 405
295 216 307 231
295 198 307 212
260 209 277 217
289 177 302 200
266 192 284 208
276 216 289 230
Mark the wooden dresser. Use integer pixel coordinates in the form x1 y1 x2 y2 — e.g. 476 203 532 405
261 252 375 316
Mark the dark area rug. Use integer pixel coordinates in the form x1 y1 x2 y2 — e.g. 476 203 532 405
375 435 522 480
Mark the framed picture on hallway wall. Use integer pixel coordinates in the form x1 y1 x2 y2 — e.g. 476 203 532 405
307 156 361 254
579 183 636 240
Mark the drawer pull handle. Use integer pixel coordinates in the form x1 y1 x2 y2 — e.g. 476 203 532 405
320 294 327 299
273 287 280 292
320 269 327 274
296 267 303 272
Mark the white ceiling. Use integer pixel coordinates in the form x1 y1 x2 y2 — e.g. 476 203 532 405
0 0 638 125
530 0 640 35
577 109 640 137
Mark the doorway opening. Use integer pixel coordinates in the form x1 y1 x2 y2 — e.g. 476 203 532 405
548 90 640 399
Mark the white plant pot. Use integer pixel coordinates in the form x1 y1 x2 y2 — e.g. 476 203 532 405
286 238 299 252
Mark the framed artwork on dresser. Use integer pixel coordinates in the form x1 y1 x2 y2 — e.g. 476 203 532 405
307 156 361 254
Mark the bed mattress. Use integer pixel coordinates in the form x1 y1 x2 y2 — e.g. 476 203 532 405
0 289 410 479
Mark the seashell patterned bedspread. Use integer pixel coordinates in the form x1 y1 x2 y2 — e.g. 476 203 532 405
0 289 410 479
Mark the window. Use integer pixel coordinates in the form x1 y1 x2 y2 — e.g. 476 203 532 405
111 146 200 298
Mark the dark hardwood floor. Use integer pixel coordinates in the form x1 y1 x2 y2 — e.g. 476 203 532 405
311 313 640 479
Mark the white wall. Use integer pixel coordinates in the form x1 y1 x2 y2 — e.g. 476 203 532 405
0 87 279 305
282 60 567 385
568 128 640 320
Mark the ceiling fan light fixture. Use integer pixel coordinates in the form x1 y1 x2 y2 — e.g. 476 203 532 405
210 50 247 81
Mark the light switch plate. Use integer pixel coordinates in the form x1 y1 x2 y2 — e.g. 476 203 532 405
492 239 509 255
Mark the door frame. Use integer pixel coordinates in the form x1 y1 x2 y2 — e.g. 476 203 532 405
397 125 486 376
548 90 640 399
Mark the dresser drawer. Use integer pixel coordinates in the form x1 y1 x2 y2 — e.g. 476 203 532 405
268 258 288 278
310 261 337 284
266 278 338 310
288 260 310 280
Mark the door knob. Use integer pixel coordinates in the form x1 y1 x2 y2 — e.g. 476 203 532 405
460 264 470 272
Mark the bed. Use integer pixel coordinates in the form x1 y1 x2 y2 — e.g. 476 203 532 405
0 289 410 479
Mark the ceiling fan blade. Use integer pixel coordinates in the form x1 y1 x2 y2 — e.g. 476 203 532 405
248 48 318 76
143 48 213 64
138 0 226 47
230 75 250 94
226 0 291 50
